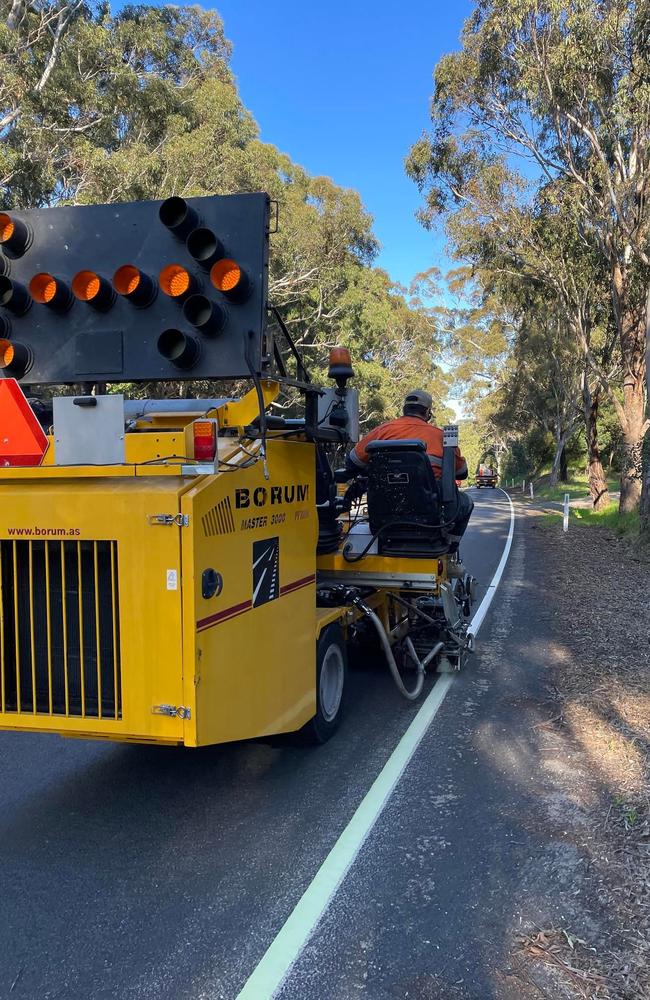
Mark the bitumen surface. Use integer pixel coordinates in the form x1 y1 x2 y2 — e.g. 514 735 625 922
0 488 515 1000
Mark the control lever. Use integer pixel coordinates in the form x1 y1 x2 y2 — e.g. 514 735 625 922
441 424 458 506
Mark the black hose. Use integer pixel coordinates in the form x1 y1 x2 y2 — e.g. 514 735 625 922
245 331 268 477
342 515 458 563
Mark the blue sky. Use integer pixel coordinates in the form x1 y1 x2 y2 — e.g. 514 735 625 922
210 0 474 289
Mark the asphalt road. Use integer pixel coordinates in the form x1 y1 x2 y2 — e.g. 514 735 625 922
0 488 513 1000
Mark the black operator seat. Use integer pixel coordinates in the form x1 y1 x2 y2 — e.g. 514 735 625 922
365 439 450 557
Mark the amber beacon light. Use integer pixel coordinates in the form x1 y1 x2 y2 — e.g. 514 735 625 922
71 270 114 310
0 338 31 377
112 265 156 307
210 258 249 301
0 212 31 257
328 346 354 385
159 264 196 301
29 272 73 312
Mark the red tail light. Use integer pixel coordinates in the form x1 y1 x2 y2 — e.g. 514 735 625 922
193 420 216 462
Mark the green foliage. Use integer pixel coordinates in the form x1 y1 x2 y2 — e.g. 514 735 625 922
0 2 449 422
502 430 555 480
456 419 483 476
408 0 650 516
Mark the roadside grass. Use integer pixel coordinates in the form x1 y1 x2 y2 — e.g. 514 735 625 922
532 475 618 503
540 500 639 538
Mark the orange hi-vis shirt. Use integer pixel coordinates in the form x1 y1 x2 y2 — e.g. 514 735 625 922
349 415 468 480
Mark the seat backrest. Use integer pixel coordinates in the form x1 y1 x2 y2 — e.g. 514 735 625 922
365 440 449 557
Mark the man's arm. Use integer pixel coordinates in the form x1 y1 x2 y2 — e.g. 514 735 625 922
345 425 382 475
455 447 469 480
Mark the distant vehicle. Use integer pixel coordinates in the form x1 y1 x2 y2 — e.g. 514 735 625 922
475 465 498 489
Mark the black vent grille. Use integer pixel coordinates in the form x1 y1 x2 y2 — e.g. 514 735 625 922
0 540 122 718
202 497 235 537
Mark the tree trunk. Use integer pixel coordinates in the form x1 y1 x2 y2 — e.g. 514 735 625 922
549 430 568 487
639 287 650 535
559 446 568 482
619 373 646 513
584 386 610 510
611 268 647 514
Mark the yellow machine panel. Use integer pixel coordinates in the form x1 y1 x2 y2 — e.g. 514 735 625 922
0 476 189 743
180 439 318 746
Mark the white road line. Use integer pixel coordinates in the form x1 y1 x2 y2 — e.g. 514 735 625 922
468 487 515 636
235 488 516 1000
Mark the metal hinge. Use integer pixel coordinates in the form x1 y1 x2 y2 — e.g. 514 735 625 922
148 513 190 527
152 704 191 720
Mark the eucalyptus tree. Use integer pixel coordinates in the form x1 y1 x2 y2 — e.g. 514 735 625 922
1 2 448 421
408 0 649 513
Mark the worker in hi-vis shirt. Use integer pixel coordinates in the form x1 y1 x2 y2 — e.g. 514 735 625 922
346 390 474 551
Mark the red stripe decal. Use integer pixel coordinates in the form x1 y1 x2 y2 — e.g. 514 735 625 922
196 574 316 632
280 573 316 595
197 599 251 631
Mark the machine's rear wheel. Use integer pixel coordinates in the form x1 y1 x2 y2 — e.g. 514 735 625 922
303 623 347 744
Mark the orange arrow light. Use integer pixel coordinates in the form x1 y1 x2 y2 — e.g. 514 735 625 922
0 378 48 467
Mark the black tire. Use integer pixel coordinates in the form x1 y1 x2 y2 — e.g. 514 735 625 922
302 623 347 744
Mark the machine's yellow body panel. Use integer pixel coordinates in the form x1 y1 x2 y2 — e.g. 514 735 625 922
0 437 320 748
0 476 188 742
180 439 318 746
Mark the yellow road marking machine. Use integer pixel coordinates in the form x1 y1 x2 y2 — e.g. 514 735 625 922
0 195 475 747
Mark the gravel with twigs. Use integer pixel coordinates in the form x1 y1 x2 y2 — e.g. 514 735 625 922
513 513 650 999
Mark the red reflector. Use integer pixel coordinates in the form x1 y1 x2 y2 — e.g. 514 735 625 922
193 420 216 462
437 559 444 576
0 378 48 467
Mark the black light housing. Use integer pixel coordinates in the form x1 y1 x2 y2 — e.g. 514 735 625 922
159 197 200 242
186 228 225 270
0 275 31 315
0 213 32 258
157 328 201 369
182 294 226 337
0 313 10 338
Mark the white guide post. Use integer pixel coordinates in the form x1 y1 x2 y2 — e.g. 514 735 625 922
563 493 570 532
529 482 534 499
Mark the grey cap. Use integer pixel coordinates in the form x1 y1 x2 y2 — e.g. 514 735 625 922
404 389 432 409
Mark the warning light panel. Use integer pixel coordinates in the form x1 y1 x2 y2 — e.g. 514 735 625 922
0 193 269 384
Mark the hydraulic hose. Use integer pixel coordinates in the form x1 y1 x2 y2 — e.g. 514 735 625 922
352 598 442 701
